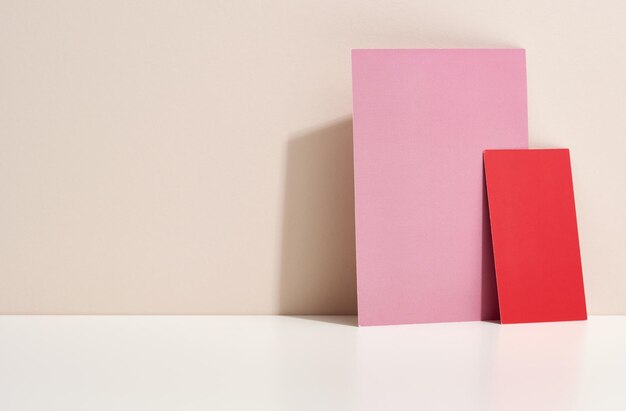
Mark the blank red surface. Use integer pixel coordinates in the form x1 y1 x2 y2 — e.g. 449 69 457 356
484 149 587 324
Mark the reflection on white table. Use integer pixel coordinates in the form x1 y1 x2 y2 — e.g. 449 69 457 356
0 316 624 410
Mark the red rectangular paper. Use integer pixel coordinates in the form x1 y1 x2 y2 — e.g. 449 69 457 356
484 149 587 324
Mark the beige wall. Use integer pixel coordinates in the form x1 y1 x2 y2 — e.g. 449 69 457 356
1 0 624 314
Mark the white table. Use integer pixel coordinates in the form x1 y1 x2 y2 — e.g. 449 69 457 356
1 315 624 410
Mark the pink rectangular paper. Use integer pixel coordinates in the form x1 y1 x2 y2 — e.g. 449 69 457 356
352 49 528 326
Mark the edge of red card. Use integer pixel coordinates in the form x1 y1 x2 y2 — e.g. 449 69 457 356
484 149 587 324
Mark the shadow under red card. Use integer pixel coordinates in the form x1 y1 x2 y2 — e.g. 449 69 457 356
484 149 587 324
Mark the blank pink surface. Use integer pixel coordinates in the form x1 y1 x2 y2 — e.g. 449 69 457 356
352 49 528 326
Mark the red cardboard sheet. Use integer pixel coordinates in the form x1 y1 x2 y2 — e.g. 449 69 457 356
484 149 587 324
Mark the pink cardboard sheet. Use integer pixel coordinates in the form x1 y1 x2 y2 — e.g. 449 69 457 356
352 49 528 326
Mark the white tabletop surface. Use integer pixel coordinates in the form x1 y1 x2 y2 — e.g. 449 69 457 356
1 315 624 410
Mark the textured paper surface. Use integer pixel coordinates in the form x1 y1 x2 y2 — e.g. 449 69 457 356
484 149 587 324
352 49 528 326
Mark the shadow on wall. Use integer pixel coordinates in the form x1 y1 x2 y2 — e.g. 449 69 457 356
278 117 500 319
279 118 357 315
